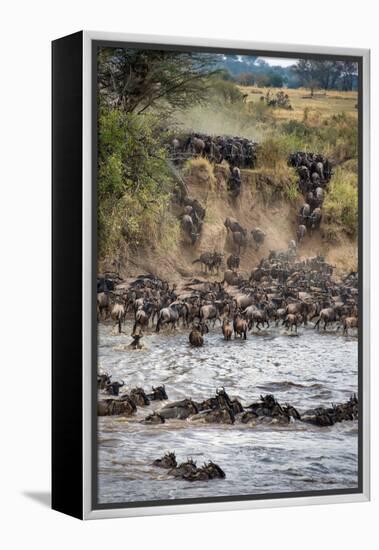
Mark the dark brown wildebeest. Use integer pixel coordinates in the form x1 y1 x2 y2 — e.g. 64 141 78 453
189 323 208 347
223 269 242 286
129 387 150 406
169 459 198 478
97 372 111 390
141 412 165 424
97 395 136 416
159 398 199 420
224 217 246 235
189 407 235 425
97 292 110 320
181 214 199 245
232 231 247 255
226 254 240 271
153 452 177 469
147 385 168 401
251 227 266 251
104 379 125 396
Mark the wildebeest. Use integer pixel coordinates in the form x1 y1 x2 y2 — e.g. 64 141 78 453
309 207 322 233
314 307 341 330
104 379 125 396
97 372 111 390
155 302 182 332
283 313 302 332
97 292 110 320
159 398 199 420
232 231 247 254
243 305 270 331
193 251 223 273
340 316 358 335
147 385 168 401
98 395 136 416
153 452 177 468
199 302 224 325
181 214 198 245
184 461 226 481
141 412 165 424
222 318 233 340
189 407 235 425
224 217 246 235
129 387 150 406
169 459 198 478
299 203 311 224
233 312 248 339
296 224 307 244
133 301 154 335
189 323 208 347
223 269 242 286
226 254 240 271
251 227 266 251
111 302 125 333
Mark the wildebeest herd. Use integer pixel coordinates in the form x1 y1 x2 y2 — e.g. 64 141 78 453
171 132 258 169
97 237 358 341
98 374 358 430
288 152 333 243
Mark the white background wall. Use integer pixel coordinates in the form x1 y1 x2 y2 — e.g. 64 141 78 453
1 1 377 547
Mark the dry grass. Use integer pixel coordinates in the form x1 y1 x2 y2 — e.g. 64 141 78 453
239 86 358 123
183 157 216 190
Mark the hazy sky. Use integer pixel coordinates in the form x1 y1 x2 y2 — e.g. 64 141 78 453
257 57 298 67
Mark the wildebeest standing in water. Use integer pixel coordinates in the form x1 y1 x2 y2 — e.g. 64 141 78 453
189 323 208 347
155 302 182 332
233 312 248 339
222 318 233 340
110 302 126 333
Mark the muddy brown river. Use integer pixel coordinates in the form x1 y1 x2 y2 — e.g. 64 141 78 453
97 322 358 504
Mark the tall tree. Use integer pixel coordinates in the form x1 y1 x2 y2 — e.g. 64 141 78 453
98 48 218 114
293 59 320 96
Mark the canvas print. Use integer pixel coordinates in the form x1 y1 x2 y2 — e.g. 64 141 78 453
95 45 360 507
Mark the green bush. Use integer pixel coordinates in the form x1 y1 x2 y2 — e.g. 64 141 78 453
97 109 175 258
323 166 358 237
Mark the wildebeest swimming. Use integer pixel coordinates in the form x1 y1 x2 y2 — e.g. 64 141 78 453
98 378 359 429
152 452 226 482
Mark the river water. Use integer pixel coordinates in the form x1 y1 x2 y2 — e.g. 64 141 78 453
97 322 358 505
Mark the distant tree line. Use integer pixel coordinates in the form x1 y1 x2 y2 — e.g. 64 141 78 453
216 55 358 91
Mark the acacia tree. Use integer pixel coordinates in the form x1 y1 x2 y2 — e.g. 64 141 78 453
98 48 218 114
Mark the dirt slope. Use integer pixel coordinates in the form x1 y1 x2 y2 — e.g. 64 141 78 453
110 163 357 282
